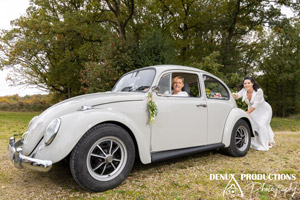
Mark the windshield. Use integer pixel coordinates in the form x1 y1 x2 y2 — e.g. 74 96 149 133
112 69 156 92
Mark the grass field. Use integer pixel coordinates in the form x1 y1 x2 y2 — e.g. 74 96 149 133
0 111 299 199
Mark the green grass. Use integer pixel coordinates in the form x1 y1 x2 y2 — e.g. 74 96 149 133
271 117 300 132
0 111 300 199
1 111 298 136
0 111 40 140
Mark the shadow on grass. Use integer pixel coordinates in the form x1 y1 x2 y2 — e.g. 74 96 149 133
25 149 227 192
24 159 87 193
132 149 223 173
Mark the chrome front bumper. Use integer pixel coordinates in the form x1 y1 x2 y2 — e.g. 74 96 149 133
8 137 52 172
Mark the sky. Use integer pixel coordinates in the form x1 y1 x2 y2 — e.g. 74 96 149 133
0 1 295 97
0 0 47 96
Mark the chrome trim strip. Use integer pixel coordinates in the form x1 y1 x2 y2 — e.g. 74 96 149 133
92 99 144 108
80 105 93 111
151 143 225 162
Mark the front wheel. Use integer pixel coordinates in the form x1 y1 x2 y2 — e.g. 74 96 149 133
70 124 135 192
225 119 251 157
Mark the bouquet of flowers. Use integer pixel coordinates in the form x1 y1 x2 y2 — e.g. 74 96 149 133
148 92 158 124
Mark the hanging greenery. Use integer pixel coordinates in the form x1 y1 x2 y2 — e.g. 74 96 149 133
148 92 158 124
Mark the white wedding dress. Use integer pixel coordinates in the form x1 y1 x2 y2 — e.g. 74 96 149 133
237 88 275 151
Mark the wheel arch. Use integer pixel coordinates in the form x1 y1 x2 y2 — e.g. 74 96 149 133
97 121 141 164
34 110 151 164
222 108 254 147
240 117 254 137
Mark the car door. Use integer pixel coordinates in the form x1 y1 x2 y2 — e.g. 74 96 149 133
203 74 235 144
151 71 208 152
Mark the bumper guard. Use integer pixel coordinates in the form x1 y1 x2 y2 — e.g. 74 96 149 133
8 137 52 172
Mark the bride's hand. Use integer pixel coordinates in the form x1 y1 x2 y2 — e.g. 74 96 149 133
232 93 238 99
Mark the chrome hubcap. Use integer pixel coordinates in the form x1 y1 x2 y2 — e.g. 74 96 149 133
235 126 249 151
105 155 113 163
87 136 127 181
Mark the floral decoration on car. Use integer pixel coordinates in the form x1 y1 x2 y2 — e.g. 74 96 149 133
206 88 222 99
148 92 158 124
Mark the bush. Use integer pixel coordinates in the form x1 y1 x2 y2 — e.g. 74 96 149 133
0 94 53 112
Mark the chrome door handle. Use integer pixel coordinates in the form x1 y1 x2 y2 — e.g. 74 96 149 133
196 104 207 108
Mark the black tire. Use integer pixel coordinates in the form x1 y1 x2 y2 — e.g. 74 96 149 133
225 119 251 157
70 123 135 192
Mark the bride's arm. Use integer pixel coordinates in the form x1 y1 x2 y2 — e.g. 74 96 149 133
247 107 255 115
252 89 264 108
247 89 264 114
233 89 244 99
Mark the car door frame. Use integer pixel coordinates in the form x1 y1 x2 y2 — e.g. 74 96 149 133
201 73 235 144
150 69 208 153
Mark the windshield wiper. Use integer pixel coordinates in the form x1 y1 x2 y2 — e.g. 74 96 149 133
133 86 150 91
121 86 133 92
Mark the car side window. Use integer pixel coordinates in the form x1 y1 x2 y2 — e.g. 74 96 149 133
157 73 171 95
203 75 229 100
157 72 201 97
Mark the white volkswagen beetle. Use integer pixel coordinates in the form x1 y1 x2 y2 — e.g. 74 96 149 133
8 65 254 192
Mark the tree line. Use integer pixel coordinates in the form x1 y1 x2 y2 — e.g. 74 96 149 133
1 0 300 117
0 94 51 111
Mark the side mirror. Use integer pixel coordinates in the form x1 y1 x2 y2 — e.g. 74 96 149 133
151 86 159 93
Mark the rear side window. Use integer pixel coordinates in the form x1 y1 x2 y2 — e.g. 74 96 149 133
203 75 229 100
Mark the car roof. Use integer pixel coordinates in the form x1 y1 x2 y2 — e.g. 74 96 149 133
141 64 208 74
116 64 229 90
123 64 220 82
141 65 227 86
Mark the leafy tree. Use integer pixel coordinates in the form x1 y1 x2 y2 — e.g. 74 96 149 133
90 0 135 40
0 0 298 118
135 29 177 67
80 34 135 93
80 30 176 93
191 51 224 80
258 19 300 117
0 0 104 98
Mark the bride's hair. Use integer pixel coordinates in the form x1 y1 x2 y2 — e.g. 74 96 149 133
238 76 260 91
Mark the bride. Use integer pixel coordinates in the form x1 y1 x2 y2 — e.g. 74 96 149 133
233 76 275 151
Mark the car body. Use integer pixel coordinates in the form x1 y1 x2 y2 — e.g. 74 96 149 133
8 65 254 192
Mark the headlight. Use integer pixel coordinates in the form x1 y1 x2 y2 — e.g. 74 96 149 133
44 118 61 145
21 132 29 143
28 115 39 129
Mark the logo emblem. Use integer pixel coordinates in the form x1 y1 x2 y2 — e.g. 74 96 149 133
223 175 244 198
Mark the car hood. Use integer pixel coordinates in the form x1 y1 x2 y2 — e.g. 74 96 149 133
22 92 146 155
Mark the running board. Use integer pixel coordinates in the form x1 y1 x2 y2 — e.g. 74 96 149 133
151 143 225 162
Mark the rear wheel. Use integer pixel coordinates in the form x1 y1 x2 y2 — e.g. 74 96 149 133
225 119 251 157
70 124 135 192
